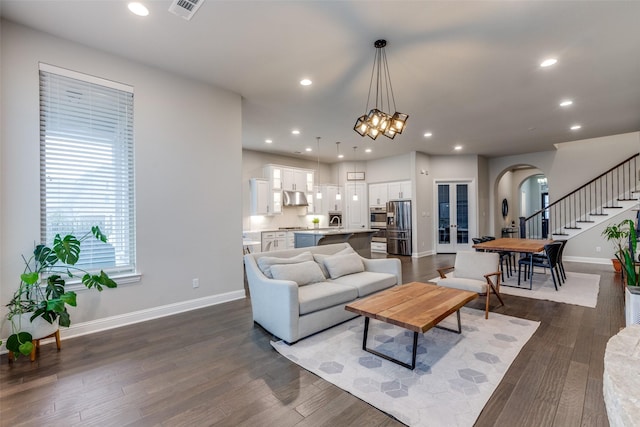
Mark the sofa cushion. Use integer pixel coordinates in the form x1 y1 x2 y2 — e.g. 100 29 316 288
322 252 364 279
270 260 326 286
437 277 488 294
313 246 355 277
298 282 359 315
330 271 397 298
256 251 313 278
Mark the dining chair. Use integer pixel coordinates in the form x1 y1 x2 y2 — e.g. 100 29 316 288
518 242 563 290
529 239 566 284
481 235 514 279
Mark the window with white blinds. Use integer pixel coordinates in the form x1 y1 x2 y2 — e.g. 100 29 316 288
39 63 136 274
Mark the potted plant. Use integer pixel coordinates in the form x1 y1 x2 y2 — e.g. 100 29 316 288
3 226 117 359
602 220 632 273
312 217 320 229
605 219 640 325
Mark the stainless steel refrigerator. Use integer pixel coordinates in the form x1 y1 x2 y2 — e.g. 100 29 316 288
386 200 412 255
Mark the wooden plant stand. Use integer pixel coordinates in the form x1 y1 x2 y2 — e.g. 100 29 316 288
8 329 61 363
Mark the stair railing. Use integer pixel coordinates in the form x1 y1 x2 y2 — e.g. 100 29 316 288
520 153 639 239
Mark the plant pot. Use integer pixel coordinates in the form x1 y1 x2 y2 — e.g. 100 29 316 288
12 312 59 340
314 223 319 229
612 258 623 274
625 286 640 326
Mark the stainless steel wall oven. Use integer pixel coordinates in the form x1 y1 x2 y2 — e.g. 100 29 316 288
370 207 387 244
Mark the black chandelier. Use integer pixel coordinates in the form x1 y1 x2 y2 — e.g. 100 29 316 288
353 39 408 140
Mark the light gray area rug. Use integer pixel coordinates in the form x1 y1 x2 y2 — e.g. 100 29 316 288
431 271 600 308
499 271 600 307
272 308 539 426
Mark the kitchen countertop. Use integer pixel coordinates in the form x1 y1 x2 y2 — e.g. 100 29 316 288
293 229 375 235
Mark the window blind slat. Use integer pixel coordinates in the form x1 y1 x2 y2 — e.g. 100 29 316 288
40 65 135 275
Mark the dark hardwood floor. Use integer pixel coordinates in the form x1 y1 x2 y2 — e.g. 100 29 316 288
0 255 623 426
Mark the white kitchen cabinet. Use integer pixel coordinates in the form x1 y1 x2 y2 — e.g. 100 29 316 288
271 190 282 214
286 231 296 249
388 181 412 199
266 166 284 191
282 168 314 192
263 164 316 215
344 182 368 229
368 183 388 207
261 231 287 252
371 242 387 253
323 185 343 212
249 178 270 215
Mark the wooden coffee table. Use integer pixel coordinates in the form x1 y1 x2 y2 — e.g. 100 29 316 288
345 282 478 369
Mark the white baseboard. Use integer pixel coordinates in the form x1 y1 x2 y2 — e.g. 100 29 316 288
412 250 435 258
563 256 611 265
1 290 246 353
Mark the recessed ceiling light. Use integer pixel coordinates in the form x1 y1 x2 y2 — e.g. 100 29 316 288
305 147 312 152
300 79 312 86
570 124 582 130
454 145 463 151
423 132 433 138
265 139 273 144
559 100 573 107
540 58 558 68
291 130 300 135
365 148 372 153
128 2 149 16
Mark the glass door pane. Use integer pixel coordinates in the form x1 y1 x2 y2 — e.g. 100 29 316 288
438 184 450 244
456 184 469 244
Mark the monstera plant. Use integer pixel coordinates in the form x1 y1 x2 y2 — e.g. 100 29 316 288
4 226 117 359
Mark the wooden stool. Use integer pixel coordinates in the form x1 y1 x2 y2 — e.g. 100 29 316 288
8 329 61 363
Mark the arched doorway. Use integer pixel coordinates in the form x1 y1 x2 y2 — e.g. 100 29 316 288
494 165 546 238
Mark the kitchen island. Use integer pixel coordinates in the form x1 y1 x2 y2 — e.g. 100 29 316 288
294 229 376 258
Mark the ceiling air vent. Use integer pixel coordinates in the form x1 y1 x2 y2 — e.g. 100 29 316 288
168 0 204 21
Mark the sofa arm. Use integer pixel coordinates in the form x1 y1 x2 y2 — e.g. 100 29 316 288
244 255 300 342
361 257 402 285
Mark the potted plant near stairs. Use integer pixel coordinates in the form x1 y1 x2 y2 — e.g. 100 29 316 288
602 221 632 273
2 226 117 361
606 219 640 325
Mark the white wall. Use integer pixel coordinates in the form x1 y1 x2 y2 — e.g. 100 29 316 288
1 21 243 339
412 152 433 256
549 132 640 200
365 152 412 183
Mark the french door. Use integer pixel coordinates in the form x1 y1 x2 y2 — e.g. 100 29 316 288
435 181 475 253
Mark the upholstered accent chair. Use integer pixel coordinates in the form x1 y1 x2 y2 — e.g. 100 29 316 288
436 251 504 319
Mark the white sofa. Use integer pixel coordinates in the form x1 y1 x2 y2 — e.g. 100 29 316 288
244 243 402 343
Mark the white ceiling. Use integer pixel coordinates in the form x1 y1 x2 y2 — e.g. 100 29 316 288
2 0 639 163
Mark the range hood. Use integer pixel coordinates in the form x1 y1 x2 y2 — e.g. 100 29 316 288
283 190 309 207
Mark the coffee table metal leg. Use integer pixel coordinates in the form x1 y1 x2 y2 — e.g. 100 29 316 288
435 310 463 334
361 311 463 370
362 316 417 370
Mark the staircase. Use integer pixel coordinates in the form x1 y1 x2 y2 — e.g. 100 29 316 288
520 153 640 240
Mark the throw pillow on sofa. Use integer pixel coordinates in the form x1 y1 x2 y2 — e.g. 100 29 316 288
270 260 326 286
323 252 365 279
313 246 355 277
257 251 313 278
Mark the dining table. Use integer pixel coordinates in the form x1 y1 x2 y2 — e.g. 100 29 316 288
472 237 553 289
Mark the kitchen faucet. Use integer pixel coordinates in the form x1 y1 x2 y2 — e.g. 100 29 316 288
330 216 342 229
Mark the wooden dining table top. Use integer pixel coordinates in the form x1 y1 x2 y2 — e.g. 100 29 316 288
472 237 553 253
